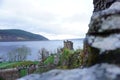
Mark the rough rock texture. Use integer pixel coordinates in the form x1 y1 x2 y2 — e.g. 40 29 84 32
84 1 120 66
17 64 120 80
93 0 120 12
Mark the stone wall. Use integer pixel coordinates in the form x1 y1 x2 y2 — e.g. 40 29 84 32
0 68 20 80
0 66 36 80
84 0 120 66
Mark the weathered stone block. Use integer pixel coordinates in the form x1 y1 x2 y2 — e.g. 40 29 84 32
84 1 120 66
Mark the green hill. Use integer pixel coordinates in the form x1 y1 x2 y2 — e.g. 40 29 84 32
0 29 49 41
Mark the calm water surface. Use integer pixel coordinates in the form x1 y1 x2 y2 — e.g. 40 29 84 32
0 39 83 61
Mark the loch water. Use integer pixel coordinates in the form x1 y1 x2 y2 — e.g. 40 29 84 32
0 39 83 61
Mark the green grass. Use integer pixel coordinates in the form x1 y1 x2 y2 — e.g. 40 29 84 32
20 69 27 77
0 61 39 69
0 61 39 77
0 62 16 68
44 56 54 65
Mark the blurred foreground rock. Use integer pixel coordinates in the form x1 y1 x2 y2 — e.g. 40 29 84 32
84 1 120 66
17 63 120 80
93 0 120 12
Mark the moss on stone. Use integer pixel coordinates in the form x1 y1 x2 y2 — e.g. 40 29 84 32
85 46 100 66
68 50 82 69
97 49 120 64
85 45 120 66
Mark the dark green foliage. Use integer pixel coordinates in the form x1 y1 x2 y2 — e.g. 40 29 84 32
37 48 83 73
20 69 27 77
0 77 4 80
68 49 82 68
58 49 82 69
58 49 73 67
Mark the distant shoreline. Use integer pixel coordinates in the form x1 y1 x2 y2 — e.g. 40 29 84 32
0 38 84 42
0 40 49 42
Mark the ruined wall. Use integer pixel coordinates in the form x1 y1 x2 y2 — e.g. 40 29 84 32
0 66 36 80
0 68 20 80
84 0 120 66
64 40 73 50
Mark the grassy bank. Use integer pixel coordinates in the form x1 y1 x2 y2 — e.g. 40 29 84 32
0 61 39 69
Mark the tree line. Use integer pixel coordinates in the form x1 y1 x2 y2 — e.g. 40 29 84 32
7 45 31 62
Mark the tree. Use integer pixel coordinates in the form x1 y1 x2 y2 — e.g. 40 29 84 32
8 45 31 62
8 50 17 62
38 48 49 62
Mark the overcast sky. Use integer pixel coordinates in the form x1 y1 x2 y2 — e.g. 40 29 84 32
0 0 93 40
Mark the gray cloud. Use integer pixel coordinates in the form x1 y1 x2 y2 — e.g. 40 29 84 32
0 0 93 39
63 13 91 23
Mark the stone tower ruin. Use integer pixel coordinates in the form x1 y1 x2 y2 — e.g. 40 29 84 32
64 40 73 50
